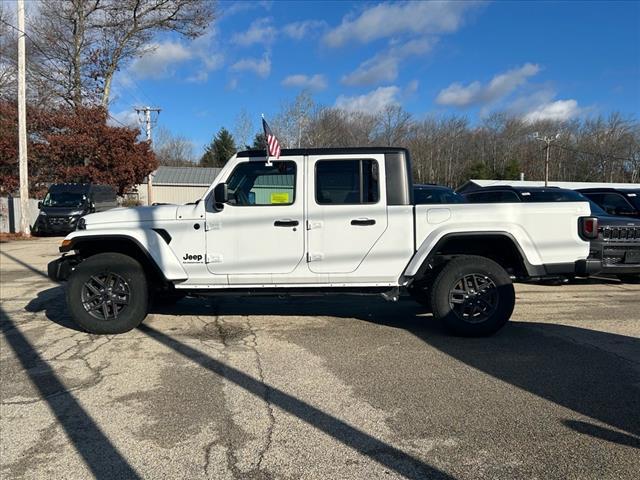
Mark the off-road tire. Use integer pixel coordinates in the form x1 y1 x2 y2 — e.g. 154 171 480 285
430 255 515 336
407 280 433 310
67 253 149 334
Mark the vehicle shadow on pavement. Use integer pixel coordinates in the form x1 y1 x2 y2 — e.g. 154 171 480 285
150 295 640 450
22 288 454 480
29 287 640 457
0 304 142 479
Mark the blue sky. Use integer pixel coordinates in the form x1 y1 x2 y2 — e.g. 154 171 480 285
109 0 640 156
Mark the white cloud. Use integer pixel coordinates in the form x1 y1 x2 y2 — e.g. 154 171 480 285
436 63 540 107
405 79 419 96
126 28 223 84
282 74 328 91
342 38 432 86
230 54 271 78
335 86 401 113
282 20 326 39
232 18 276 46
523 99 581 122
129 42 193 79
108 109 139 128
342 56 398 86
221 1 271 18
324 1 481 47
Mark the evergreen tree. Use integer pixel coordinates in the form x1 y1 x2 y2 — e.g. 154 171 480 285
248 132 266 150
200 128 237 167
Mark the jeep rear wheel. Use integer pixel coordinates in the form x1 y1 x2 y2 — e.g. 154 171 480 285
430 255 515 336
67 253 149 334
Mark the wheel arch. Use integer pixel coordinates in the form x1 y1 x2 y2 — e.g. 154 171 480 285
408 231 542 281
61 232 187 286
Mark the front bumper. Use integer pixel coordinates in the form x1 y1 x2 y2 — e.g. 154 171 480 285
588 243 640 275
36 215 81 234
47 255 80 282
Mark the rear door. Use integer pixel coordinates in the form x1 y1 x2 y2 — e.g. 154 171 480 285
306 155 387 273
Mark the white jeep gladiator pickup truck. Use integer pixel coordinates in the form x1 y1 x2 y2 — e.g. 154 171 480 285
48 147 599 336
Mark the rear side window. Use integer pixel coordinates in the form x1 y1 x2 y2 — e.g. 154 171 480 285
316 159 379 204
464 190 520 203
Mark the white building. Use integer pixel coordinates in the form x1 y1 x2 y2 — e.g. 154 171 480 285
133 166 221 205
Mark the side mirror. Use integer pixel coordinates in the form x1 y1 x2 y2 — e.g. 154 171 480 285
213 183 228 210
37 201 42 209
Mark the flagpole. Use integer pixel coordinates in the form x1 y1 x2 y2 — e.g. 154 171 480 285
262 113 272 166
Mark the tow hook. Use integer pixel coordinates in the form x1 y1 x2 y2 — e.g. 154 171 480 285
381 287 400 302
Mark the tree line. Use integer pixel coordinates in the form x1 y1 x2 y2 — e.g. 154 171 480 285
192 92 639 187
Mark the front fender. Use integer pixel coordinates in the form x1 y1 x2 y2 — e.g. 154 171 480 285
61 229 188 281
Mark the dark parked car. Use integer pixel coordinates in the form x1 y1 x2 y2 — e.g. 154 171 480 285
461 186 640 282
413 184 465 204
577 188 640 219
33 183 117 235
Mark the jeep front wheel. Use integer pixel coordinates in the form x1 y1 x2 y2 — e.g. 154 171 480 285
430 255 515 336
66 253 149 334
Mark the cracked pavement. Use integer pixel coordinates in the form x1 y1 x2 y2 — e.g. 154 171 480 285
1 237 639 479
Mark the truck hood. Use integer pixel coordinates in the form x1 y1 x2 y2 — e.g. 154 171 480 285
83 205 179 225
596 214 640 227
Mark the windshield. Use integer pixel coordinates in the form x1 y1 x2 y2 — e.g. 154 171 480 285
42 191 87 208
624 190 640 210
586 200 608 216
519 189 585 202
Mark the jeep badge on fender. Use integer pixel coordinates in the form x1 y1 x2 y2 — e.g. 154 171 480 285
183 253 203 262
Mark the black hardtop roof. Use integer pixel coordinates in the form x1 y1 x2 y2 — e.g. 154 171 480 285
237 147 408 158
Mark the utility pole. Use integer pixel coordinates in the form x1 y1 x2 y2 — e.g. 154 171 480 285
533 133 560 187
17 0 30 235
135 106 161 142
134 106 160 205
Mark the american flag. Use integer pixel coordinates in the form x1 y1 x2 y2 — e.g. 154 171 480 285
262 118 281 159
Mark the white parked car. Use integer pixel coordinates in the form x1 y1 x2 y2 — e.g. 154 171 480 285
49 147 599 336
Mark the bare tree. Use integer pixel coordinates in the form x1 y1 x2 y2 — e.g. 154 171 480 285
29 0 215 108
233 108 253 150
154 126 195 166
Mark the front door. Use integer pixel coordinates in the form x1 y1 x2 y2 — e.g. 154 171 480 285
306 155 388 273
205 158 304 275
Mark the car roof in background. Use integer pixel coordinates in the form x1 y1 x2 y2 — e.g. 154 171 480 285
414 184 453 190
578 187 640 193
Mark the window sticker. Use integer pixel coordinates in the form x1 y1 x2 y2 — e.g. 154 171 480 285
271 192 290 204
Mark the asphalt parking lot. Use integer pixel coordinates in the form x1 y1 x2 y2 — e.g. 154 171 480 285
1 237 639 480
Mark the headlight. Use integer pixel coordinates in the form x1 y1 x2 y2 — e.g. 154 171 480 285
69 210 84 216
39 210 47 216
77 218 86 230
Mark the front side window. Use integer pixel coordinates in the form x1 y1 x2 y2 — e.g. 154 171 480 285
226 161 296 206
316 159 379 205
